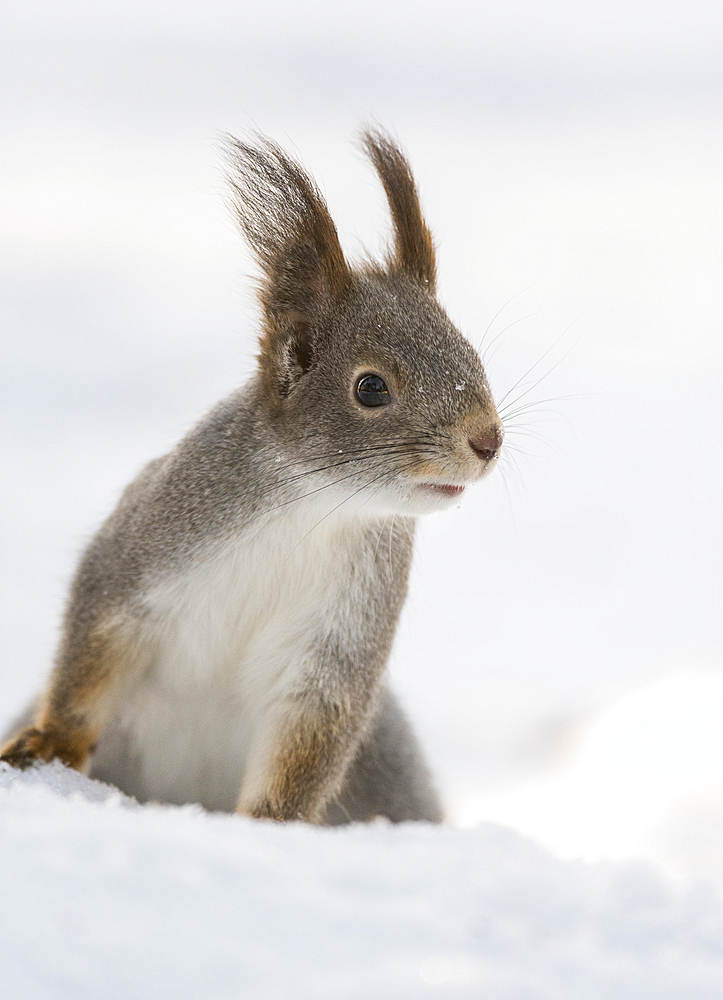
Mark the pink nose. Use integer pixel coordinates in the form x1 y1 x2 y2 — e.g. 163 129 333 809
469 425 503 462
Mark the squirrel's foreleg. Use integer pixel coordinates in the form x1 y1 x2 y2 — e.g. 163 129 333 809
237 687 368 823
0 612 139 773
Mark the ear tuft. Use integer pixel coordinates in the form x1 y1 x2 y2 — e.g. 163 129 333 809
361 127 437 292
223 134 351 394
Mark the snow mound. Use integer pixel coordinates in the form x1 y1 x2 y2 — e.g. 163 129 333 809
3 763 723 998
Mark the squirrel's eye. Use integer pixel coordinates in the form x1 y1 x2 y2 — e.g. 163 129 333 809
355 374 390 407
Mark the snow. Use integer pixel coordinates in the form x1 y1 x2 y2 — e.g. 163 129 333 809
466 672 723 872
3 0 723 994
4 762 723 1000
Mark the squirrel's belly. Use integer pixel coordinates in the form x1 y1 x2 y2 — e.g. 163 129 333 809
91 512 366 810
90 610 321 810
90 679 251 810
90 612 323 810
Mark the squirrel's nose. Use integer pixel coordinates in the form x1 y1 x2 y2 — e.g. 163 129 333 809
469 425 504 462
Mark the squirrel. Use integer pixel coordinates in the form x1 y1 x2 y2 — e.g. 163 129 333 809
1 129 503 824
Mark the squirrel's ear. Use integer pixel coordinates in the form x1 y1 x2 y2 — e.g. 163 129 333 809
223 134 351 395
361 128 436 293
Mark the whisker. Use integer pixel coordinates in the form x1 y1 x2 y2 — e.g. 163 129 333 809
265 449 440 540
500 393 589 421
504 428 562 458
502 442 537 458
282 466 397 562
276 435 440 464
496 326 580 415
271 436 443 471
496 325 575 408
254 466 383 524
476 282 537 353
482 310 541 366
256 443 441 499
373 516 390 562
500 450 530 496
496 464 519 538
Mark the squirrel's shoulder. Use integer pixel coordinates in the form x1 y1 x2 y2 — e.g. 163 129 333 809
75 379 276 590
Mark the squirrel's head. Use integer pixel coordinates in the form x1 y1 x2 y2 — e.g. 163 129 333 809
224 128 503 516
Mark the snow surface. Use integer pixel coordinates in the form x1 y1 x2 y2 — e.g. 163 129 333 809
4 761 723 1000
3 0 723 994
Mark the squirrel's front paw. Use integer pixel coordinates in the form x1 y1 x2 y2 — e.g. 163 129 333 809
0 728 51 769
0 726 92 771
238 794 317 823
240 799 298 822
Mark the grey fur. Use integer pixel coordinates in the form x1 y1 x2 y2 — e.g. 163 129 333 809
322 686 443 824
1 129 503 824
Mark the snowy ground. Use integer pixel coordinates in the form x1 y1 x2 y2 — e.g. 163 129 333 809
5 762 723 1000
3 0 723 995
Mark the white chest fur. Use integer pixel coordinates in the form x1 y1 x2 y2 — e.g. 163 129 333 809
92 501 377 811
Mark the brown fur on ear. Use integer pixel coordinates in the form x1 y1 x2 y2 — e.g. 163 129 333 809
223 134 352 396
361 127 437 292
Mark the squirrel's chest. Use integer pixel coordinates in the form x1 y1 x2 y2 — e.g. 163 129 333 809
139 508 372 696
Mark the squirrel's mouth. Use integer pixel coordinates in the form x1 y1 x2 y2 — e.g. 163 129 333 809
419 483 465 498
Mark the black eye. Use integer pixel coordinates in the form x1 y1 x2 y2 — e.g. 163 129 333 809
355 374 390 407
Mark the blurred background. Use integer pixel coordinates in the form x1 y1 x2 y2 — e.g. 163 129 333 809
2 0 722 874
